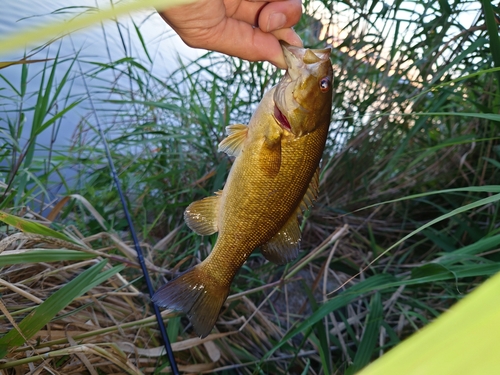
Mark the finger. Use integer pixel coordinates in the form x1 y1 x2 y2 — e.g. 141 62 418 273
256 0 302 32
230 0 302 31
160 1 226 30
271 28 303 48
224 0 265 26
197 18 294 69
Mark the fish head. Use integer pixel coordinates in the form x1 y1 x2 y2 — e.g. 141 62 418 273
273 43 333 137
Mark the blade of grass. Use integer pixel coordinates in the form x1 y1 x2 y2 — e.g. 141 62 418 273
0 0 195 55
371 193 500 261
347 292 383 374
0 249 95 266
0 210 81 245
0 259 114 358
261 274 396 362
480 0 500 90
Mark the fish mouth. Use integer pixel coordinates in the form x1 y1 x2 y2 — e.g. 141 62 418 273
273 73 302 134
280 41 331 80
273 42 332 135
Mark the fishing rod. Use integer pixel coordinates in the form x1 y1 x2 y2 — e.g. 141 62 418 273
75 58 179 375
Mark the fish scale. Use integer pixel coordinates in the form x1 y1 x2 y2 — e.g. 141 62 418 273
208 126 328 276
153 43 334 338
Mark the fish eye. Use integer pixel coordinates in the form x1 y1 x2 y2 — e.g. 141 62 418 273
319 77 331 93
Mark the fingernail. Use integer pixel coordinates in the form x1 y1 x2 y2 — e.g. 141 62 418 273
267 13 286 32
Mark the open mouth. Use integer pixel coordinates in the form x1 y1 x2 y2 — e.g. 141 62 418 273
274 105 291 131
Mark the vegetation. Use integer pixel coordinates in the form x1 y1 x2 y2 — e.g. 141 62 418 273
1 0 499 373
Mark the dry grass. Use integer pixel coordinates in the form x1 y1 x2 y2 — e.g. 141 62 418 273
0 211 380 374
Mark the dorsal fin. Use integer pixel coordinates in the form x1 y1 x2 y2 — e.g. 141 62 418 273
218 124 248 157
184 191 222 235
261 214 301 265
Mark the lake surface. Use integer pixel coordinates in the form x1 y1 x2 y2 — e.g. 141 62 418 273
0 0 205 148
0 1 211 205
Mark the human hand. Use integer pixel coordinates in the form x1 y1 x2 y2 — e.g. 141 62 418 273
159 0 303 69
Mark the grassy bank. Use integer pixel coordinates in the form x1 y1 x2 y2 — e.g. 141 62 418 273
1 0 499 373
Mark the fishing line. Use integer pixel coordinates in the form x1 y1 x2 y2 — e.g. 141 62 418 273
74 51 179 374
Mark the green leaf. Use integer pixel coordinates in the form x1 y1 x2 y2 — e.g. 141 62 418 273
79 264 126 297
348 293 383 374
167 316 180 345
382 264 500 289
263 257 500 365
53 265 126 322
0 249 95 266
36 98 83 136
132 19 152 64
299 359 311 375
411 263 451 279
357 186 500 213
480 0 500 89
372 193 500 261
451 234 500 257
261 274 397 362
0 211 81 245
484 157 500 170
303 281 332 374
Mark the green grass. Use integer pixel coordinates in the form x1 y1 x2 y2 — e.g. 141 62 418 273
1 0 500 373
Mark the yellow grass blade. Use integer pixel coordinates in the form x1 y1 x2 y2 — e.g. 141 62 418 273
0 0 194 55
358 271 500 375
0 59 51 69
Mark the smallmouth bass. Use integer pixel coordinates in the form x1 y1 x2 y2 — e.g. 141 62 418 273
153 43 333 338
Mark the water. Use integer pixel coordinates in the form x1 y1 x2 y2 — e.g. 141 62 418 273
0 1 208 208
0 0 205 144
0 1 202 63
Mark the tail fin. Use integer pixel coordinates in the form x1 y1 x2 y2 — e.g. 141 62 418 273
152 265 229 338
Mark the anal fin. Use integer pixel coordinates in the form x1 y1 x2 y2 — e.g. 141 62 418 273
152 265 229 338
261 214 301 265
218 124 248 157
184 191 222 235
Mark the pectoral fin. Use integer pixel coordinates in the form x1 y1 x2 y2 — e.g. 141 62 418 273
261 214 301 265
184 191 222 235
218 124 248 157
259 134 282 177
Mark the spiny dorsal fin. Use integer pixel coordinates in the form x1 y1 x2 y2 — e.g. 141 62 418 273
298 167 320 213
184 191 222 235
261 214 301 265
218 124 248 157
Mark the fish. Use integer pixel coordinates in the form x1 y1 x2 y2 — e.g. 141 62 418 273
153 42 334 338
